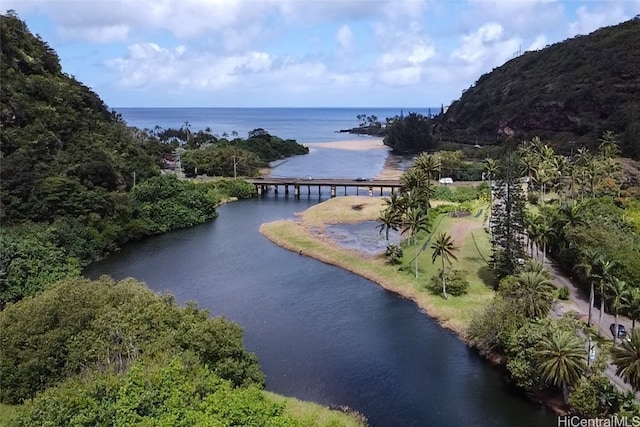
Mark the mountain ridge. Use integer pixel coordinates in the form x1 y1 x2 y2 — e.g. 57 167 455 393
435 18 640 158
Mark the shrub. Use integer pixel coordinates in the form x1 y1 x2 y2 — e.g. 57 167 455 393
527 190 540 204
426 269 470 296
558 285 570 300
385 244 403 265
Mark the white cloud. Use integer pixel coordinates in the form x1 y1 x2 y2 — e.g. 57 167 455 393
336 25 354 55
107 43 276 90
569 4 629 36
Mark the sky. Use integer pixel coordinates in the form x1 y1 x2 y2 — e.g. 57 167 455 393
4 0 639 108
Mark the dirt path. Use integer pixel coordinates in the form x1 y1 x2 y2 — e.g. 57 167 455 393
448 219 483 248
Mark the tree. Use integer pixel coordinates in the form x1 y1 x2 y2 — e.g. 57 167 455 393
612 329 640 392
383 112 433 153
377 207 400 242
402 207 430 277
503 270 556 319
490 150 527 280
573 249 603 328
536 330 587 404
413 152 440 182
535 213 556 266
607 277 629 347
625 287 640 332
484 158 500 232
597 259 617 337
430 232 459 299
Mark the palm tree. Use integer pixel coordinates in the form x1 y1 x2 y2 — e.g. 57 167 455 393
536 330 587 404
377 207 400 242
413 153 440 183
402 207 429 277
611 329 640 392
430 232 459 299
607 277 629 346
625 287 640 332
597 259 617 337
509 270 556 318
573 249 603 328
535 214 556 266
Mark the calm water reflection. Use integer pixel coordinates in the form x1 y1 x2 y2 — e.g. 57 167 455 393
86 196 555 426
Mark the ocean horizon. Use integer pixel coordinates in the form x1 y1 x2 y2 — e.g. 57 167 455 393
116 107 439 144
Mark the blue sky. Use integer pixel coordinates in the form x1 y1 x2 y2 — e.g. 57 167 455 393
5 0 639 108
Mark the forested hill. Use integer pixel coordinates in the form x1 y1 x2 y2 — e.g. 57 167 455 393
436 17 640 158
0 12 159 223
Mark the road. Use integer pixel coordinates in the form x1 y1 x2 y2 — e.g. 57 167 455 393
540 250 635 394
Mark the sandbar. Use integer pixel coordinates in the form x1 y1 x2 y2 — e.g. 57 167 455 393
304 138 386 151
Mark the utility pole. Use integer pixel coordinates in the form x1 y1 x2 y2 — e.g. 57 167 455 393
232 156 237 179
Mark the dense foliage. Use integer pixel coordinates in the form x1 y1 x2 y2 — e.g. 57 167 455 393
383 112 434 153
159 127 309 177
0 276 264 404
0 13 159 224
0 177 245 305
436 17 640 158
9 356 298 427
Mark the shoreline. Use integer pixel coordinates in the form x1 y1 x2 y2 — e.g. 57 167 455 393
259 196 566 417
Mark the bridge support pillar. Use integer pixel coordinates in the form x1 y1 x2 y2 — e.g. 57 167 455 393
285 185 289 195
257 185 262 196
330 186 336 198
368 186 373 197
294 185 299 198
274 185 278 194
380 187 383 196
308 185 311 195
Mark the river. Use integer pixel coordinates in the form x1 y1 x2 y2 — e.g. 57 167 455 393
86 112 554 425
86 197 555 427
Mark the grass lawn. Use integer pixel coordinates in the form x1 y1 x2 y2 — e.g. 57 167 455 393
266 392 367 427
261 196 495 337
0 404 18 426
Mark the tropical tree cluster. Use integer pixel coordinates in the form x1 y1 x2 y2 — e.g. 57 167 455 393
0 176 251 305
0 276 264 404
469 261 591 405
0 277 333 426
377 153 436 269
383 112 434 153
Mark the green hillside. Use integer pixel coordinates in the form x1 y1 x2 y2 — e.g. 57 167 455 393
436 17 640 158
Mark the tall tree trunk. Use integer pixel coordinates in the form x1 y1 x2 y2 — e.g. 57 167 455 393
598 289 604 337
587 282 594 327
441 257 447 299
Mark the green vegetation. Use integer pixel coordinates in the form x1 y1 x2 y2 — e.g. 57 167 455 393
0 13 363 426
0 277 363 426
261 195 494 335
468 132 640 415
179 127 309 177
383 112 434 153
436 18 640 159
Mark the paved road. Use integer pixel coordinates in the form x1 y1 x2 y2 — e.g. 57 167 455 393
539 249 635 394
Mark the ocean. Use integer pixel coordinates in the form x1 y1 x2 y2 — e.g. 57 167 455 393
116 107 437 144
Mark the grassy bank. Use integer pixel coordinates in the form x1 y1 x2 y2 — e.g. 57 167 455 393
266 392 367 427
260 196 494 336
0 397 365 427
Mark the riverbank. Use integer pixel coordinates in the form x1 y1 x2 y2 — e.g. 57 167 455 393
260 196 494 336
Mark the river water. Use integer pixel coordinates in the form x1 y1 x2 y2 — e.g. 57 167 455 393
86 109 555 426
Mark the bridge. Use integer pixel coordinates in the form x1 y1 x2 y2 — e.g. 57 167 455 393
245 177 403 198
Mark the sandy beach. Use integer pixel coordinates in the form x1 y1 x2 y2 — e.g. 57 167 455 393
300 138 410 180
303 138 386 151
